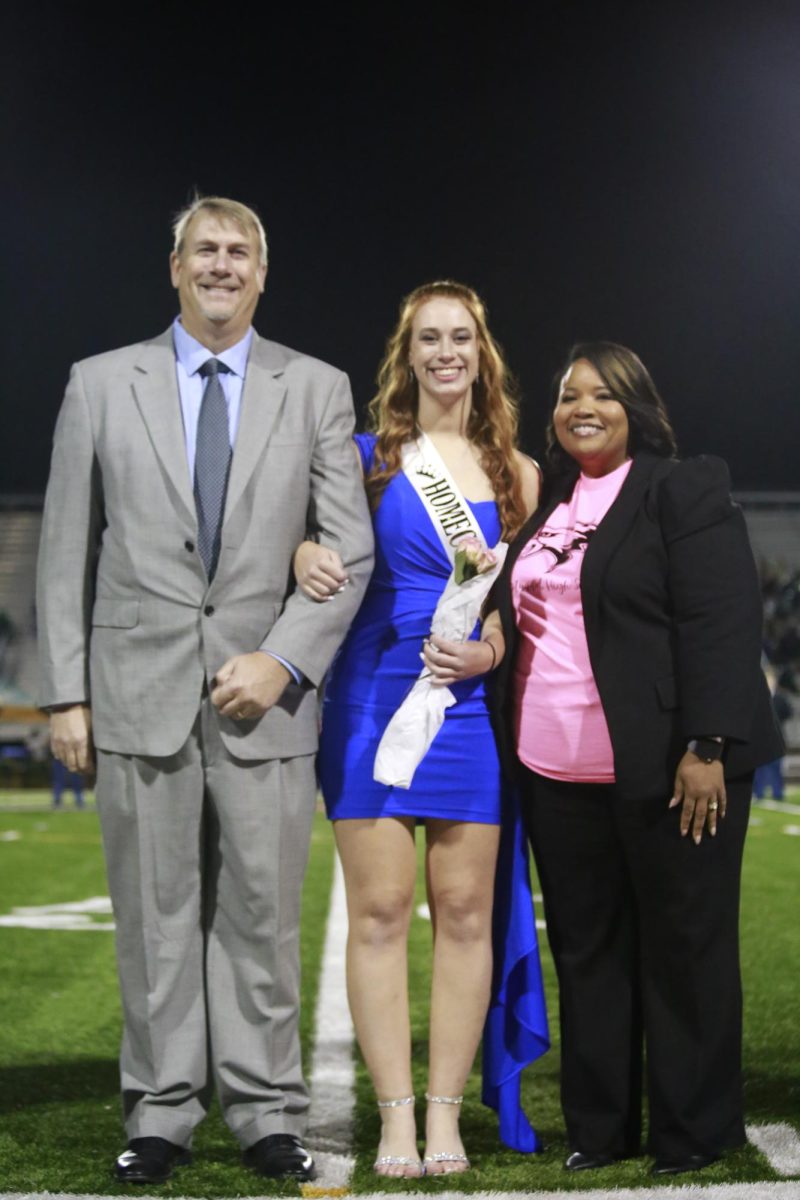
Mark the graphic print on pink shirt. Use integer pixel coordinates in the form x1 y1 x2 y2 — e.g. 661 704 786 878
512 461 632 782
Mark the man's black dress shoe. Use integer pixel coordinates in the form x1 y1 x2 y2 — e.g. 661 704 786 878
565 1150 615 1171
244 1133 317 1181
651 1152 721 1176
115 1137 192 1183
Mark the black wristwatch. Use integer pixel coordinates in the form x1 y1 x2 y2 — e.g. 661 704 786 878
687 736 725 763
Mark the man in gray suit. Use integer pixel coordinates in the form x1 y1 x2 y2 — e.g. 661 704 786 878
37 196 373 1184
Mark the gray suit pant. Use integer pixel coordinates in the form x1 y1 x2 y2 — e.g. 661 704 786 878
96 698 316 1150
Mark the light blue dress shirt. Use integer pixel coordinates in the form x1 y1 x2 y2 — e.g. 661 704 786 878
172 316 251 482
171 317 301 685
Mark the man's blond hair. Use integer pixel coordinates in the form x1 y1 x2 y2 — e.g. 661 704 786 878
172 195 268 267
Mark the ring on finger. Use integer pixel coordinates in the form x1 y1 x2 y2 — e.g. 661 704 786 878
708 801 719 812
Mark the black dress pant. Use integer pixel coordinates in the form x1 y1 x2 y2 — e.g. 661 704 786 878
519 767 751 1160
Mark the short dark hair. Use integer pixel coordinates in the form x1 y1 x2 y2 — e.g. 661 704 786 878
545 341 678 476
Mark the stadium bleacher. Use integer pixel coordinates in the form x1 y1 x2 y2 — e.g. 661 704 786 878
0 499 47 761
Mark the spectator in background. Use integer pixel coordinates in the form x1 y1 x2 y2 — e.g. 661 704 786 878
51 757 85 809
753 667 793 800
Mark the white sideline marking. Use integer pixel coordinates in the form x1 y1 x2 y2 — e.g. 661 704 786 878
0 830 21 840
782 825 800 836
305 851 356 1189
748 1122 800 1176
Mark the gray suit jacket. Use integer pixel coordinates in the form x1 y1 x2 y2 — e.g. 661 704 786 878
37 327 374 759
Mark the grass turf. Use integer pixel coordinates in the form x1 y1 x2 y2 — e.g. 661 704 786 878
0 800 332 1196
0 791 797 1193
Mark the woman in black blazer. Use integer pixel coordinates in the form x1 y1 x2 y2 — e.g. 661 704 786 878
491 342 782 1177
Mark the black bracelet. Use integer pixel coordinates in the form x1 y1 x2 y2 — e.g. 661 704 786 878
484 640 497 671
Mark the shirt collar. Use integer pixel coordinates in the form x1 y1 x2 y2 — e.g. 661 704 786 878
172 316 253 379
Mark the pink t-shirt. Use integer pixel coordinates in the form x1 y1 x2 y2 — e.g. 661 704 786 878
511 459 632 782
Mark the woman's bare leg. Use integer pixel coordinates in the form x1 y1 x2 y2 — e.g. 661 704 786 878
423 819 501 1173
334 817 421 1176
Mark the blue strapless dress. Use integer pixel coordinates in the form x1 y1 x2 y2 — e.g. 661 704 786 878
318 433 549 1150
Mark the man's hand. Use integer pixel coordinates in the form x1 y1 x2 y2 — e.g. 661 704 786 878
50 704 95 775
211 653 291 720
669 750 727 844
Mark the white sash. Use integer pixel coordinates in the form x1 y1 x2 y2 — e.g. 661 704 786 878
400 432 488 563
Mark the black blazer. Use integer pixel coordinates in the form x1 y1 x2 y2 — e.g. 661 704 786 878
491 453 783 800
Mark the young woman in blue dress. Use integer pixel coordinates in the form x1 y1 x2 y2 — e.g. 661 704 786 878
294 282 542 1177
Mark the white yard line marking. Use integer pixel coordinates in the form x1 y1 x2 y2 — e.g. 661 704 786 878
334 1189 800 1198
304 850 356 1192
303 1188 800 1198
754 798 800 816
748 1122 800 1176
0 896 115 930
6 1183 799 1200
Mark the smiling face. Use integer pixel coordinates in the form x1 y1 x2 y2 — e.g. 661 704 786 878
408 297 479 411
553 358 630 476
169 212 266 349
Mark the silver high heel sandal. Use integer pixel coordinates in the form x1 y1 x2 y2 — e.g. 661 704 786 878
423 1092 470 1172
373 1096 425 1176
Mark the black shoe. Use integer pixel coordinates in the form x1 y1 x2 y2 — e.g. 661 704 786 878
244 1133 317 1181
115 1137 192 1183
651 1152 721 1176
565 1150 615 1171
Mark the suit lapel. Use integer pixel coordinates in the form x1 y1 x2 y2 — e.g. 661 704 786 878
580 454 661 646
223 334 287 524
131 330 197 524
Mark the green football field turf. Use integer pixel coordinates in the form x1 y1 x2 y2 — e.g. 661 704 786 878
0 791 797 1194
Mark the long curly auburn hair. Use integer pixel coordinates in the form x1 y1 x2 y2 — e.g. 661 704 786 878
365 281 528 540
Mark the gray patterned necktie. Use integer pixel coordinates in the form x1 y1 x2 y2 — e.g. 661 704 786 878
194 358 232 580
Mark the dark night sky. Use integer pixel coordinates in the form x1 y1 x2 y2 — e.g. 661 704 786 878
5 2 800 492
